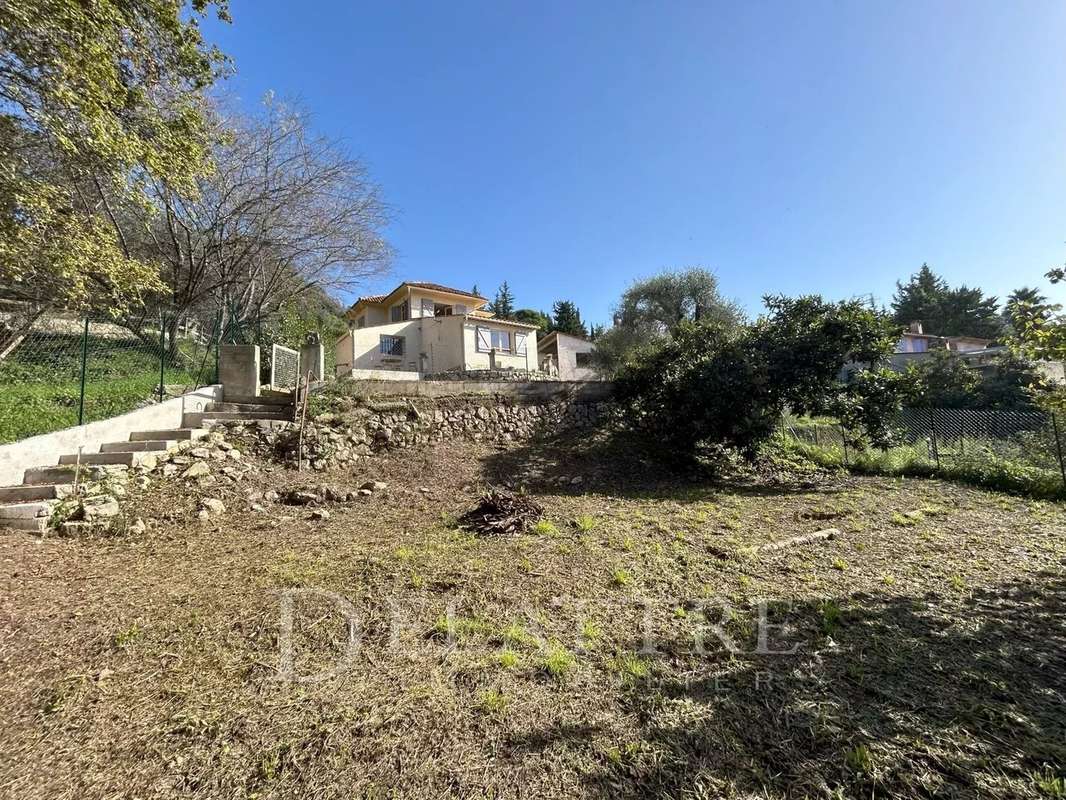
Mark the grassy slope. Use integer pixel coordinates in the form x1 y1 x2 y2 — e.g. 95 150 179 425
0 434 1064 798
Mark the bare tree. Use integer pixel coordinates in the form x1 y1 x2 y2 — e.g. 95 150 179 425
122 96 392 344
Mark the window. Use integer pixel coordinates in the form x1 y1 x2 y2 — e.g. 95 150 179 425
476 326 511 352
514 332 527 355
390 301 408 322
380 335 404 356
356 315 366 329
575 351 591 367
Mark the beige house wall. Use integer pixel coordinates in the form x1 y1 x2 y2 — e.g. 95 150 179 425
551 333 598 380
460 319 537 371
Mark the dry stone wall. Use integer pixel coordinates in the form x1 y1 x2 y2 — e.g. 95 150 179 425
233 393 612 471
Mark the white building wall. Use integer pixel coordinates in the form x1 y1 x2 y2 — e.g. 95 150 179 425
461 321 537 371
552 333 598 380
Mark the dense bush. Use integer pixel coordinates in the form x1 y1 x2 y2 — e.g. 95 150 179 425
903 349 1045 411
613 295 901 460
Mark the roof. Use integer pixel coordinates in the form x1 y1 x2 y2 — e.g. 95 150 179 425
347 281 487 317
461 314 539 330
900 331 991 345
537 330 594 350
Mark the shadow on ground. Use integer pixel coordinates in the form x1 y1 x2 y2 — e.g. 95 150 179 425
510 571 1066 799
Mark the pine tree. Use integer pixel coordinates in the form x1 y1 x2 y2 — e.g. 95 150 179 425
489 282 515 319
891 264 1003 339
471 284 480 298
550 300 587 337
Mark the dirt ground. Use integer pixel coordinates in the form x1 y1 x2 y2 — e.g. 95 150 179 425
1 430 1064 799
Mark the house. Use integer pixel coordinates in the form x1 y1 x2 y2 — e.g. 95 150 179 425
334 282 540 378
888 321 992 370
537 331 599 380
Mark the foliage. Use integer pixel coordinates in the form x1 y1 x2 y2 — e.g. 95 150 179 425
593 267 746 376
1003 286 1059 335
550 300 587 337
489 282 516 319
903 350 980 408
613 295 899 460
891 264 1003 339
901 349 1046 412
513 308 551 333
0 0 229 312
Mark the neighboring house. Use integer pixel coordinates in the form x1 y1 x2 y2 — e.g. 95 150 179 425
889 321 992 370
538 331 599 380
334 282 539 377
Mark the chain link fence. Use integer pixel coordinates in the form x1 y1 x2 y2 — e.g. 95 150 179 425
782 407 1066 496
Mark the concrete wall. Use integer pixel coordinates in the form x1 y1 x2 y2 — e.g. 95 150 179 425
346 320 423 373
336 377 613 403
0 385 222 486
543 333 598 380
219 345 260 400
347 368 422 381
461 319 537 371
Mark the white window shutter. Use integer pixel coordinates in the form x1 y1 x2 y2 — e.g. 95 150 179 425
514 332 527 355
476 327 491 350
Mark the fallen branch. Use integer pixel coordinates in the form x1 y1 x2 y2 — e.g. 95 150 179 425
758 528 840 553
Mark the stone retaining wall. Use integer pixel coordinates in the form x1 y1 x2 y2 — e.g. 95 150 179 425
241 392 613 470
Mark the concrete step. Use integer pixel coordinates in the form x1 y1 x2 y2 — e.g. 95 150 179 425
0 516 48 532
206 402 293 414
130 428 207 442
223 392 294 406
0 484 70 503
22 466 84 486
0 500 55 520
57 451 150 467
183 411 292 427
100 440 176 453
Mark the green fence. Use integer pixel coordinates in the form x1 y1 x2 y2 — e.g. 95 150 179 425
0 312 215 444
782 408 1066 498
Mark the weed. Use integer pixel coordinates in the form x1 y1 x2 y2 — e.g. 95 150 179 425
610 652 650 682
672 606 687 619
610 568 633 588
500 623 538 649
881 574 896 586
1032 768 1066 798
496 649 520 669
541 643 576 679
948 574 967 592
113 623 142 648
393 546 414 561
478 689 509 714
818 600 842 635
439 511 459 529
573 514 597 532
531 519 560 537
844 743 874 776
409 572 425 590
831 558 848 571
432 615 492 641
517 557 533 574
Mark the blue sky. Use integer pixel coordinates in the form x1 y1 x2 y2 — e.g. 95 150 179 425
203 1 1066 326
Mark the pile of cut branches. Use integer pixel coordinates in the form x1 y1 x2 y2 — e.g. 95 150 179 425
459 487 544 536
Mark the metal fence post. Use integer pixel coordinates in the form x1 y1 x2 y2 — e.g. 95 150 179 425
1052 412 1066 491
77 317 89 426
158 312 166 403
839 424 849 467
928 408 940 470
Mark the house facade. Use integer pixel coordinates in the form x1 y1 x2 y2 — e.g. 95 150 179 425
888 321 993 370
335 282 540 378
537 331 599 380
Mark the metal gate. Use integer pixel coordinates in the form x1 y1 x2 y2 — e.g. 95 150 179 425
271 344 300 390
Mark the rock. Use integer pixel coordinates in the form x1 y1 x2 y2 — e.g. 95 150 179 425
128 517 147 535
210 448 228 461
136 476 151 489
189 447 211 460
359 480 388 492
138 455 158 472
200 498 226 517
570 476 584 485
358 488 373 497
227 449 242 461
60 520 100 536
282 490 320 506
264 490 280 503
310 509 331 521
162 464 179 478
246 490 264 502
82 495 120 520
197 509 211 522
250 503 266 513
181 461 210 479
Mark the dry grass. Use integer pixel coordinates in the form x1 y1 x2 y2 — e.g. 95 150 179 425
0 431 1064 798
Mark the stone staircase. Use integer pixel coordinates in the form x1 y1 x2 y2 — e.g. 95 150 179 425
0 393 294 532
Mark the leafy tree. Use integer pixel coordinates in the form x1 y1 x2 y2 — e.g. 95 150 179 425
489 282 516 319
589 323 607 340
593 267 745 376
891 264 1002 339
0 0 230 319
1003 286 1060 335
513 308 551 333
614 296 900 460
902 350 981 408
471 284 480 297
550 300 587 337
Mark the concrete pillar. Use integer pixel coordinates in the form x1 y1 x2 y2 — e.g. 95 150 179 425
300 338 325 382
219 345 260 400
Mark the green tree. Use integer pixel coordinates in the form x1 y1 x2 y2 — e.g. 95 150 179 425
513 308 551 333
891 264 1002 339
594 267 745 376
614 295 900 460
1003 286 1060 335
903 350 981 408
550 300 587 337
489 282 516 319
471 284 481 298
0 0 230 318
